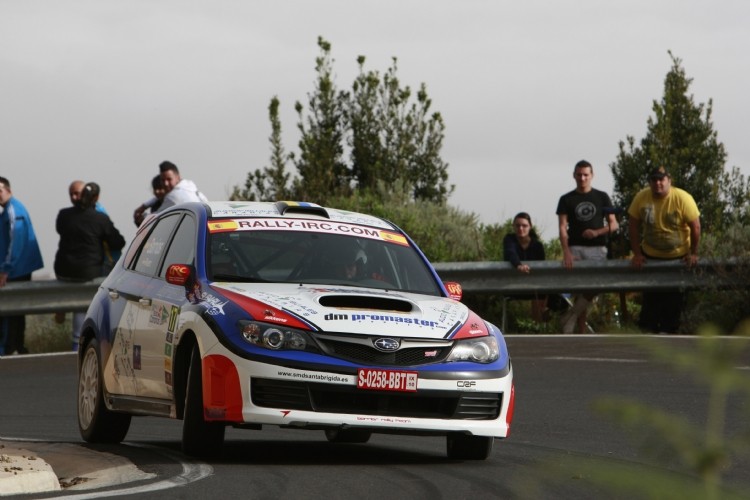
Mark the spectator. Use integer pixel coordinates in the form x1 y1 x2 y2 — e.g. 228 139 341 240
0 176 44 355
68 179 121 274
628 166 701 333
556 160 619 333
55 182 126 350
503 212 547 322
133 161 207 223
133 174 167 226
68 180 85 206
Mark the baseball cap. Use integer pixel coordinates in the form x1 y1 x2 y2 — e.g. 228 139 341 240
648 166 669 180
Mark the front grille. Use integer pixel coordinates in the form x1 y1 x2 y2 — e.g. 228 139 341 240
315 337 451 366
251 378 502 420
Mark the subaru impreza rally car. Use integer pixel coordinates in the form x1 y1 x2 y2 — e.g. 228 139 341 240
77 201 515 460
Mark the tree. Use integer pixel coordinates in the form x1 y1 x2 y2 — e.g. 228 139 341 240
348 57 384 192
235 37 453 207
610 52 749 233
232 96 292 201
292 37 351 204
349 56 453 203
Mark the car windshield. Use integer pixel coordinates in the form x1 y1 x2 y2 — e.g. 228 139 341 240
207 222 442 296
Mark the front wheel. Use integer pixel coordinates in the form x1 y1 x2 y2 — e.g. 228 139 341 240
446 433 494 460
78 338 131 443
182 345 225 457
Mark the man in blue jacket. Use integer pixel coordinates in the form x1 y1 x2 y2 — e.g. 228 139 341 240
0 177 44 355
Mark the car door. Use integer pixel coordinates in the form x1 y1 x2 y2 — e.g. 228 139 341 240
102 212 183 399
134 213 197 400
102 220 157 397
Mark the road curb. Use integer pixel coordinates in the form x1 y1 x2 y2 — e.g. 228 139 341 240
0 443 60 496
0 440 155 496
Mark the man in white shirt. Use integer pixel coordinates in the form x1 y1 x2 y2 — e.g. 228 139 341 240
133 161 208 223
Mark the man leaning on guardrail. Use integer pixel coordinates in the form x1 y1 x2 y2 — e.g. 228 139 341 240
628 166 701 334
556 160 619 333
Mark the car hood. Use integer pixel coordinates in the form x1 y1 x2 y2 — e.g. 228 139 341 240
209 282 481 340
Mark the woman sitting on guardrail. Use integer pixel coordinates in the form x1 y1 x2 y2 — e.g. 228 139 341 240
503 212 548 322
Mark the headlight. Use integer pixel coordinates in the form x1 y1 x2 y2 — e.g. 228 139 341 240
239 321 311 351
446 336 500 363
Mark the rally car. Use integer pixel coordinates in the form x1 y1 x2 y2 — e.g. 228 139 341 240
77 201 515 460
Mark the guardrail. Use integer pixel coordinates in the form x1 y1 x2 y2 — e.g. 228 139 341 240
432 258 745 294
0 278 104 315
0 259 744 317
432 259 746 332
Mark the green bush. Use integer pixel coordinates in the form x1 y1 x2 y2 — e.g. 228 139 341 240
328 185 485 262
682 222 750 333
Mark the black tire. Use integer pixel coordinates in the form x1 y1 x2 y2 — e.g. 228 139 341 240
78 338 131 443
446 433 494 460
182 345 225 457
324 428 372 444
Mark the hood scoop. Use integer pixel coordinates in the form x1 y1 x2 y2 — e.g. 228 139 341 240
318 294 413 312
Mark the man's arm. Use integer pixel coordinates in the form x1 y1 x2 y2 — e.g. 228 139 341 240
133 197 158 226
685 217 701 267
629 216 646 269
606 213 619 235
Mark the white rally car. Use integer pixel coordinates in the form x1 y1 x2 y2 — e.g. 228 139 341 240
77 201 515 460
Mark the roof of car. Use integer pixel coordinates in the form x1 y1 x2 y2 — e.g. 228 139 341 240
205 201 397 231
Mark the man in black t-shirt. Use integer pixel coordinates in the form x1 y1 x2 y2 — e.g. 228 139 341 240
556 160 618 333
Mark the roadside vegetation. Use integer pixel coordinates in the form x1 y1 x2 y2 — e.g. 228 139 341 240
25 314 71 354
230 38 750 334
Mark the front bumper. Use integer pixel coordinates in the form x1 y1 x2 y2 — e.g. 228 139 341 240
203 349 514 438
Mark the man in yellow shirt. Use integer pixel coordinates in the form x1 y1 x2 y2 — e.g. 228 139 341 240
628 166 701 333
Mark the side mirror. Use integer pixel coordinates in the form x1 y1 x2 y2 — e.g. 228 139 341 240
166 264 194 286
444 281 463 301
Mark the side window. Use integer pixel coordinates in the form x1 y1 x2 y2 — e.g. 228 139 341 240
123 219 156 268
159 215 197 278
132 214 181 277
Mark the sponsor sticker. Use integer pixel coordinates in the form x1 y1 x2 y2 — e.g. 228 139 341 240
357 368 418 392
168 306 179 333
149 304 169 325
206 218 409 246
202 294 229 315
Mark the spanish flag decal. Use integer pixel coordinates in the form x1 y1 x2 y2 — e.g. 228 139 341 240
380 231 408 246
208 220 240 233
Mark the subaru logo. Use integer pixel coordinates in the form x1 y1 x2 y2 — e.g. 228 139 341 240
373 338 400 352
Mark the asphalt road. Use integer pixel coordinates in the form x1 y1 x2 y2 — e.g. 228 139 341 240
1 335 749 499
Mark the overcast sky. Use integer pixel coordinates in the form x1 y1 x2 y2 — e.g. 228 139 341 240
2 0 749 278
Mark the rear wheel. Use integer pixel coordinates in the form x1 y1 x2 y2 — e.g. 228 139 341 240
182 345 225 457
78 338 131 443
446 433 494 460
324 428 372 444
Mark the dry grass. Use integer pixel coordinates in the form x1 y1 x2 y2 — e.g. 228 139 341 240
23 314 74 354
